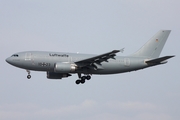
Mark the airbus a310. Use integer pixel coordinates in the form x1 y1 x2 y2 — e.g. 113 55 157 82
6 30 174 84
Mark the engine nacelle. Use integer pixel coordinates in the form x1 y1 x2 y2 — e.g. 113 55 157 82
47 72 71 79
54 62 76 73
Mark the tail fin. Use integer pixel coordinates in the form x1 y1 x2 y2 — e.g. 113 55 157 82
132 30 171 58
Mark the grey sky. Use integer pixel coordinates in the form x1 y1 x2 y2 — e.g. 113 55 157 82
0 0 179 120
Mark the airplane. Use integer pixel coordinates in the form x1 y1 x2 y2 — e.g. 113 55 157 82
6 30 174 84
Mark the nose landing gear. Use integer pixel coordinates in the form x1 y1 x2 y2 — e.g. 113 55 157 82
27 75 31 79
75 73 91 85
26 70 31 79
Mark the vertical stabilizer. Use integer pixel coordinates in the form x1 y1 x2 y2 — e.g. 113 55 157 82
132 30 171 58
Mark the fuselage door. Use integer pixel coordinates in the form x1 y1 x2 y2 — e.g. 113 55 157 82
124 58 130 67
25 53 32 61
25 53 35 67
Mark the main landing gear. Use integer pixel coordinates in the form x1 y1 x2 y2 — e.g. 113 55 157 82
26 70 31 79
75 73 91 85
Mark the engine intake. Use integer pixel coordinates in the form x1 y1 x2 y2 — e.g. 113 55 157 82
54 62 76 73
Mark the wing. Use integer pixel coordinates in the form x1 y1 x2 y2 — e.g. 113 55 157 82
75 49 124 70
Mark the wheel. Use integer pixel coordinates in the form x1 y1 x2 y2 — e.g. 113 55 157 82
81 80 85 84
86 75 91 80
81 76 86 80
27 75 31 79
76 80 81 85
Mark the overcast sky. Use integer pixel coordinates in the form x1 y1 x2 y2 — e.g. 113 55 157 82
0 0 179 120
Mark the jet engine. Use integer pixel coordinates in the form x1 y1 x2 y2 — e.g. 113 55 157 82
54 62 76 73
47 72 71 79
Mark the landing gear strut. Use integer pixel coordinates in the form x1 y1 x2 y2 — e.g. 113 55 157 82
75 73 91 85
26 70 31 79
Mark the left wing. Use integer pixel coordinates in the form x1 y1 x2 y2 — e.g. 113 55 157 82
75 49 123 69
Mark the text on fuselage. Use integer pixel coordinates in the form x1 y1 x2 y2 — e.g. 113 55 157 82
49 53 69 57
38 62 50 67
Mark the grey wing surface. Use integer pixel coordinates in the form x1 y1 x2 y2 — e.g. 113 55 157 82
75 50 120 69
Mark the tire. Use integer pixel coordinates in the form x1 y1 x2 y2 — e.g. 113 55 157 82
81 80 85 84
86 76 91 80
81 76 86 80
27 75 31 79
76 80 81 85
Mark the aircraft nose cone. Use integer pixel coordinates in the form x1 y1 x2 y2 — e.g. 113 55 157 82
6 57 11 64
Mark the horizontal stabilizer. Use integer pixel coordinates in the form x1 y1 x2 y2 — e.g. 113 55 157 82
146 56 175 64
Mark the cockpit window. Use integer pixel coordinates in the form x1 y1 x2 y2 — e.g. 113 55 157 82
11 54 19 57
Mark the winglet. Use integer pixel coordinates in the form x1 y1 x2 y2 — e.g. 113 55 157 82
112 48 124 54
120 48 125 53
